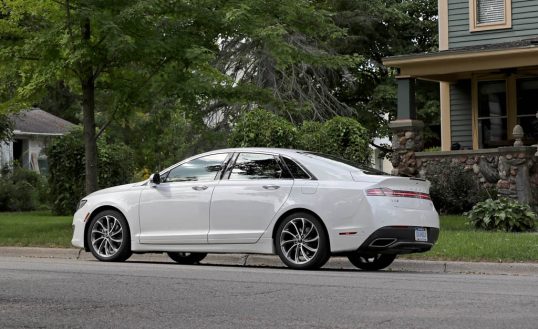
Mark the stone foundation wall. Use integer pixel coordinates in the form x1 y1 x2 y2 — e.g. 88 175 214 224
415 147 538 206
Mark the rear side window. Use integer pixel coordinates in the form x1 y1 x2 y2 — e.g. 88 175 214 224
282 157 310 179
229 153 283 180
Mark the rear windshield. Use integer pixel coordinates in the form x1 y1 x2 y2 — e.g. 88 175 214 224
300 152 391 176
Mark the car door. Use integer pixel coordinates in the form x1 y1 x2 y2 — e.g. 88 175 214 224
209 152 293 244
138 153 229 244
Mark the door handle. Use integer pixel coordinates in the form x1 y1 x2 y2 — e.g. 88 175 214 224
262 185 280 190
192 185 208 191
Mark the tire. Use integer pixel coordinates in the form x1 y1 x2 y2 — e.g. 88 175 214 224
347 253 396 271
86 210 132 262
167 252 207 264
275 212 330 270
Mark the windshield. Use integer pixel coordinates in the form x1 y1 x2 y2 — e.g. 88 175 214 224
300 152 391 176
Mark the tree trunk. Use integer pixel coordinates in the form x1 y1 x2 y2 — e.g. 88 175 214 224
82 76 98 194
81 18 98 194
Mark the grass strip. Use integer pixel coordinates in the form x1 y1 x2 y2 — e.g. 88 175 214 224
0 211 72 248
403 215 538 263
0 212 537 262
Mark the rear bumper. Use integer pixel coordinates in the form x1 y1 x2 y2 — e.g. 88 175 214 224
357 226 439 255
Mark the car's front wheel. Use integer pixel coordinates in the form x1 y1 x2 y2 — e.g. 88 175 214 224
167 252 207 264
275 212 330 270
87 210 132 262
347 253 396 271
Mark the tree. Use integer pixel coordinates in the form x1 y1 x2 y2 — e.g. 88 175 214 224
0 0 225 194
1 0 354 194
324 0 439 140
0 113 13 143
213 0 361 123
215 0 439 144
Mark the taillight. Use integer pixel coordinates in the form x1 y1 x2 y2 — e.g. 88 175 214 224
367 187 431 200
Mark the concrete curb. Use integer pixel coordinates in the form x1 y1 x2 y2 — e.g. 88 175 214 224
1 246 537 276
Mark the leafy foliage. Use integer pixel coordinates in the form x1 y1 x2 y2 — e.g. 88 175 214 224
228 109 298 148
1 0 441 192
229 109 370 164
465 198 537 232
323 0 440 142
47 128 134 215
216 0 360 121
424 162 495 214
309 116 370 165
0 113 13 143
116 107 229 172
0 0 358 193
0 166 46 211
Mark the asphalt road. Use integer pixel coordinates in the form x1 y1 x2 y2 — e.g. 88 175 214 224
1 256 538 329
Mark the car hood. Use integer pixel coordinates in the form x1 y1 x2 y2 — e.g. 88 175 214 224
87 181 146 198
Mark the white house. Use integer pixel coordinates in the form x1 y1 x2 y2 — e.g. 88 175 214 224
0 109 75 174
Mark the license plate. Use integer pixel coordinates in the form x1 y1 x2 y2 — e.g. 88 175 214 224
415 228 428 242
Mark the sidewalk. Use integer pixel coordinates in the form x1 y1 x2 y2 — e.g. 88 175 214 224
1 246 537 276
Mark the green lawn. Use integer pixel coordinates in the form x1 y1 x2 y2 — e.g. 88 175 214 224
403 215 538 263
0 211 72 248
0 212 537 262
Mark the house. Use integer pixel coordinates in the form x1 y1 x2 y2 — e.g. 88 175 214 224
0 109 75 174
383 0 538 206
370 137 393 174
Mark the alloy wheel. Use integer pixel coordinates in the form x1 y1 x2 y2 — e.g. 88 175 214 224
279 217 320 265
90 215 124 258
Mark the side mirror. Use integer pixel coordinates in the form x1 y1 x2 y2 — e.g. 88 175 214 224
149 172 161 185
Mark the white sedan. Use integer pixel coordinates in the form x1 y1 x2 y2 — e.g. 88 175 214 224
72 148 439 270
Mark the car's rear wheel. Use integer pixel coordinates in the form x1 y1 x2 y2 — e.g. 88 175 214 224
167 252 207 264
275 212 329 270
87 210 132 262
347 253 396 271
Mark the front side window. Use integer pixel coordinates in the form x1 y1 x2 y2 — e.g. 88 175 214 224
165 153 228 182
477 80 507 148
470 0 511 31
229 153 283 180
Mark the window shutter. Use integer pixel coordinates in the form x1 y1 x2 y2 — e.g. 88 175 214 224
477 0 505 24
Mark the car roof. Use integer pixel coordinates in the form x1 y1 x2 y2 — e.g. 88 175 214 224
199 147 303 157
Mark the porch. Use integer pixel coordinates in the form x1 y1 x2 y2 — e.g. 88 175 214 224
384 39 538 206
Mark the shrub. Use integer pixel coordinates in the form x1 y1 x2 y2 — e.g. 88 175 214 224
47 127 135 215
228 109 298 148
424 162 494 214
315 116 370 165
297 121 323 151
465 198 537 232
229 109 371 165
0 166 45 211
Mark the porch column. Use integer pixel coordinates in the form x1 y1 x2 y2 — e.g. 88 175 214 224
396 77 416 120
390 77 424 177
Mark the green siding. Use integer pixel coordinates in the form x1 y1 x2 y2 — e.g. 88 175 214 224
450 80 473 149
448 0 538 49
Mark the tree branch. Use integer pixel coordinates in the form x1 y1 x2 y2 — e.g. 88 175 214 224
95 57 170 140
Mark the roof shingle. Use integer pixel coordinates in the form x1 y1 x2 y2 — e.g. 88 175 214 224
11 108 75 135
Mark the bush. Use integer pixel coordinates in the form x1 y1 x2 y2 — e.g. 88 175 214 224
311 116 370 165
425 162 494 214
228 109 298 148
0 166 46 211
465 198 537 232
47 127 135 215
229 109 371 165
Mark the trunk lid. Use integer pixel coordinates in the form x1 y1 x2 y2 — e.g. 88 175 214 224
365 176 434 211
